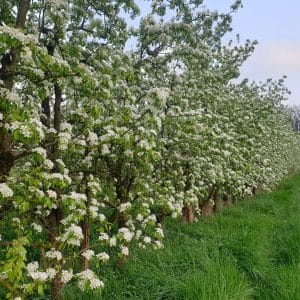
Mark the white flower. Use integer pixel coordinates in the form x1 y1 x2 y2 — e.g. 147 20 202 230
101 144 110 155
154 240 164 249
45 249 62 261
121 246 129 256
136 213 144 221
118 228 134 242
90 278 104 289
99 233 109 241
89 205 98 218
32 147 47 159
98 213 106 222
60 224 84 246
56 159 65 168
156 228 164 237
60 122 73 132
47 190 57 199
61 270 73 283
44 159 54 170
0 183 13 198
124 149 133 158
26 261 39 274
109 236 117 247
81 250 94 261
63 192 87 203
96 252 110 262
77 139 86 147
26 262 48 281
32 223 42 233
78 269 94 280
12 217 20 224
58 132 71 150
49 173 64 181
143 236 151 244
135 230 142 239
46 268 56 279
77 269 104 290
118 202 131 212
87 131 98 145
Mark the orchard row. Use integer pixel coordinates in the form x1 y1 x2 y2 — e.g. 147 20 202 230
0 1 299 299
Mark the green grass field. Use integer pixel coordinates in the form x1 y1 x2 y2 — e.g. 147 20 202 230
63 173 300 300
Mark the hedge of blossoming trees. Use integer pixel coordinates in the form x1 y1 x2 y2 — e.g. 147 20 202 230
0 0 300 299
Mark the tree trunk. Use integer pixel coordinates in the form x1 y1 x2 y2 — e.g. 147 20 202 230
0 128 14 183
0 0 31 182
54 84 62 132
213 189 223 211
181 204 194 224
0 0 31 88
223 193 232 207
157 208 165 224
181 162 194 224
80 221 90 271
51 276 63 300
118 213 127 228
211 187 219 211
253 183 263 195
201 199 215 217
48 208 63 300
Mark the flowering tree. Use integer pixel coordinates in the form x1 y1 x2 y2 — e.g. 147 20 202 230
1 1 300 299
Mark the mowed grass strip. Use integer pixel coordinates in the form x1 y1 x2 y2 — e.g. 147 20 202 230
56 173 300 299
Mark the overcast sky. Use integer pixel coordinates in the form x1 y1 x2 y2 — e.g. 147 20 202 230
131 1 300 105
206 0 300 106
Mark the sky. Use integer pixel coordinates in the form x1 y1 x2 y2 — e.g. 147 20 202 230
205 0 300 106
130 0 300 106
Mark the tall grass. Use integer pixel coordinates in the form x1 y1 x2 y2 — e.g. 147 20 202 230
2 174 300 299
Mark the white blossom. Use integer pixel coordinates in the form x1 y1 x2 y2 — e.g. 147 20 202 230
118 228 134 242
60 224 84 246
32 223 42 233
121 246 129 256
81 250 95 261
87 131 98 145
44 159 54 170
118 202 131 212
143 236 151 244
99 232 109 241
0 183 13 198
77 269 104 290
61 270 73 283
96 252 110 262
45 249 62 261
46 268 56 279
109 236 117 247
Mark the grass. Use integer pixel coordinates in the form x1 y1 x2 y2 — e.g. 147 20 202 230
65 173 300 300
3 173 300 299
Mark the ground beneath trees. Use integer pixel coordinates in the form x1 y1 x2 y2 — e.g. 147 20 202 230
66 173 300 299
